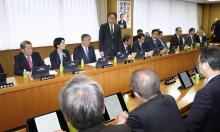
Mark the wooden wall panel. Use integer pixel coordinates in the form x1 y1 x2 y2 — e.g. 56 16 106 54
202 4 220 37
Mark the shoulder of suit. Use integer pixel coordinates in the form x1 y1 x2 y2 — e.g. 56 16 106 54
74 44 82 50
104 124 131 131
63 49 70 54
49 49 57 56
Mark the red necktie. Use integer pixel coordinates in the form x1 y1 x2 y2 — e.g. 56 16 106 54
27 57 33 69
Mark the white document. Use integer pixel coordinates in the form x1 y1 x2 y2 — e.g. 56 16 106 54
104 94 123 120
35 112 61 132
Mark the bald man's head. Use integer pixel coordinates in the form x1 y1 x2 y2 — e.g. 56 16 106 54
131 69 160 100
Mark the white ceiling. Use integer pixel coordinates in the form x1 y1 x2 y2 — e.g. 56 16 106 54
180 0 220 3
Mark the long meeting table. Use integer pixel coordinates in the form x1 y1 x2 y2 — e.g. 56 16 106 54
0 49 199 131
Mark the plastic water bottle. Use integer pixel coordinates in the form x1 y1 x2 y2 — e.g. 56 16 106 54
195 73 200 84
60 64 64 74
80 59 84 69
23 69 27 79
113 56 117 66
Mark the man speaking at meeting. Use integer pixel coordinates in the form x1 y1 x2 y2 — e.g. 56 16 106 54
99 12 122 59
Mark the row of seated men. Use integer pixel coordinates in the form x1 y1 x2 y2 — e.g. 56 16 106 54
4 27 207 76
55 46 220 132
133 27 208 51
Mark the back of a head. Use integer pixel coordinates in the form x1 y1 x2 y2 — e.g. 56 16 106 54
137 29 143 34
131 69 160 99
59 75 104 130
200 46 220 71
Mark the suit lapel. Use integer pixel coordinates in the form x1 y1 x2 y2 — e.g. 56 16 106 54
21 52 31 70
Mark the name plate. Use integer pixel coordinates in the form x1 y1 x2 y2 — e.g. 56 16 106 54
124 60 133 64
102 64 113 68
0 83 14 89
72 69 84 74
40 75 55 81
144 56 151 60
164 77 176 85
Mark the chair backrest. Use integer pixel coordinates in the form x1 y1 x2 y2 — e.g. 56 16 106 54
166 42 171 49
44 57 51 67
71 54 73 61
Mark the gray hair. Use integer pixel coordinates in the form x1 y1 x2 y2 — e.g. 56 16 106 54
59 75 104 130
131 69 161 99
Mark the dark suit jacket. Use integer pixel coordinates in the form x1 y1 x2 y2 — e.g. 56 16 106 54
14 52 45 76
49 49 71 70
73 44 96 65
185 35 196 46
127 95 185 132
132 41 147 54
133 35 138 44
184 75 220 132
170 34 184 49
99 23 122 58
119 44 132 55
146 38 164 52
159 38 168 48
214 20 220 42
79 124 131 132
118 20 127 29
0 64 4 73
195 35 208 47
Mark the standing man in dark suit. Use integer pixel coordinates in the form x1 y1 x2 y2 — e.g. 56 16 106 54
99 12 122 60
119 35 132 55
118 14 127 29
185 46 220 132
116 69 185 132
132 33 146 54
195 28 208 47
73 34 96 65
170 27 184 49
185 28 196 46
49 37 71 70
0 64 4 73
59 75 131 132
146 29 164 52
14 40 45 76
158 30 168 49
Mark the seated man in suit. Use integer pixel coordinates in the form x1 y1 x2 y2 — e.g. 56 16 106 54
170 27 184 50
0 64 4 73
195 28 208 47
145 29 164 52
184 46 220 132
119 35 132 55
118 14 127 29
73 34 96 65
185 28 196 46
158 30 168 49
132 33 146 54
14 40 45 76
59 75 131 132
49 37 71 70
133 29 143 43
116 69 185 132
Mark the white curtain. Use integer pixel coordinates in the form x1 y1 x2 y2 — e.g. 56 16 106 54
133 0 199 35
0 0 99 50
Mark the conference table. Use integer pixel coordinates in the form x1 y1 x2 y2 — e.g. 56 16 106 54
0 49 200 131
